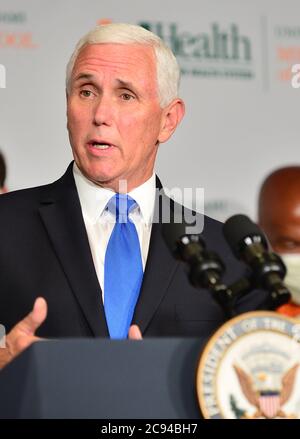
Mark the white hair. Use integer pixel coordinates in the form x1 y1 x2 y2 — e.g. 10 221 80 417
66 23 180 107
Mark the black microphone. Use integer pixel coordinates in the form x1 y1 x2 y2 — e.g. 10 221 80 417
162 221 236 315
223 214 291 309
162 221 224 287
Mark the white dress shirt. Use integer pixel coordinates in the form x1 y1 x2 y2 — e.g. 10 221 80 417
73 163 156 301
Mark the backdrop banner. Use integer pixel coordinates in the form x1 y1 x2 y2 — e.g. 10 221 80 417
1 0 300 220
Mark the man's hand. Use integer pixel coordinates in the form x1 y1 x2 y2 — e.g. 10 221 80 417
0 300 141 369
128 324 143 340
0 297 47 370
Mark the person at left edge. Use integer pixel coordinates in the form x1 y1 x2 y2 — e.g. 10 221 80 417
0 150 7 194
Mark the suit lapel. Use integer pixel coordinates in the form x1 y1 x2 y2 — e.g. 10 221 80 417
38 164 108 337
38 168 181 337
133 184 180 334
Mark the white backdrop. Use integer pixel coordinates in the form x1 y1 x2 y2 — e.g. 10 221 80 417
0 0 300 220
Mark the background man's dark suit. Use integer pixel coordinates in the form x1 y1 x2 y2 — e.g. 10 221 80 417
0 163 268 339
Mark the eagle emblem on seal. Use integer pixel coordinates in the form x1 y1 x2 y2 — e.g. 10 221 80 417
233 363 299 419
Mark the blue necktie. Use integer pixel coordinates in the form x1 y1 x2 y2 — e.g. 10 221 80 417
104 194 143 339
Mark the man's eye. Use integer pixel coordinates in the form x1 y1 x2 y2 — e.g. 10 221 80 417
79 90 93 98
121 93 134 101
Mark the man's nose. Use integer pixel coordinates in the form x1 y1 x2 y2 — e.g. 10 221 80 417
93 95 113 126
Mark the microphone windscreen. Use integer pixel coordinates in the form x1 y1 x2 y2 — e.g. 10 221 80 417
223 214 267 256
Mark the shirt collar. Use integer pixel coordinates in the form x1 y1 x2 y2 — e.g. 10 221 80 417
73 162 156 225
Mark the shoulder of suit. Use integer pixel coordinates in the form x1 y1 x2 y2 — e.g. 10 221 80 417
0 163 74 208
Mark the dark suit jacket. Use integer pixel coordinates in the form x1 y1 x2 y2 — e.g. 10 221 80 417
0 163 268 339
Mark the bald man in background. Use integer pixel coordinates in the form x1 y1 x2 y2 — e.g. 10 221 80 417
258 166 300 317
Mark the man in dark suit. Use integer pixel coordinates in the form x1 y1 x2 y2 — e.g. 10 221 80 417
0 23 267 369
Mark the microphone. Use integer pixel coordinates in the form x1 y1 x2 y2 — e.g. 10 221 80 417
223 214 291 309
162 221 236 315
162 221 224 288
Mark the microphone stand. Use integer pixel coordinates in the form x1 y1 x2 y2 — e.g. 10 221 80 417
174 233 291 319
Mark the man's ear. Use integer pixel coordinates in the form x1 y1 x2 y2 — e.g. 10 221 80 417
158 98 185 144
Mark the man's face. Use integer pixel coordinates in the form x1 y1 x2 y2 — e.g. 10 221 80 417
67 43 171 192
260 197 300 254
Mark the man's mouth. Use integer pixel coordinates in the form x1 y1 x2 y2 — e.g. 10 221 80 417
88 141 114 150
92 143 111 150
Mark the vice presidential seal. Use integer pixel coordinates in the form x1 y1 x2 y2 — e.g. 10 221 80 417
196 311 300 419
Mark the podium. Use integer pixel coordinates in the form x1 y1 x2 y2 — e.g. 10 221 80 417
0 338 205 419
